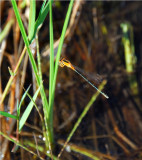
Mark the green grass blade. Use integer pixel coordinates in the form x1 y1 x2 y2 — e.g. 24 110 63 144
69 82 106 139
28 0 36 41
58 80 107 158
48 0 54 143
31 0 51 42
24 88 43 123
18 85 31 117
35 0 50 27
11 0 30 47
35 26 52 147
40 0 47 11
51 0 74 110
35 25 43 85
49 0 54 113
0 111 18 120
19 87 40 131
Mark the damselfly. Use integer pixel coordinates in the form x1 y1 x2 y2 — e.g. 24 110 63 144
59 58 109 99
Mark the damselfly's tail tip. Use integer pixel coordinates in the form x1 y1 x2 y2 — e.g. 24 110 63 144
106 95 109 99
102 93 109 99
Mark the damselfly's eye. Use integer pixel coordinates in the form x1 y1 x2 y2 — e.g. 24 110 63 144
62 59 70 63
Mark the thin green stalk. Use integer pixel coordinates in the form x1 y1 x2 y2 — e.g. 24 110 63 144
31 0 51 43
0 46 26 105
48 0 54 142
28 0 36 41
58 80 107 158
36 32 42 82
36 29 51 150
51 0 74 115
49 0 54 112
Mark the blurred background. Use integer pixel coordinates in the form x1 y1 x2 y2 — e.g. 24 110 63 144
1 1 142 160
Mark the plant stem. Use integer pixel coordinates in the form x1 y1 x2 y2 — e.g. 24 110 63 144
0 46 26 105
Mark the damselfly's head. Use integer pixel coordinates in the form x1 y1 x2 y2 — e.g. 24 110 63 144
59 58 65 67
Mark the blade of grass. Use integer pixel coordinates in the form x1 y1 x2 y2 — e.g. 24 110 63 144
58 80 107 158
49 0 54 129
50 0 74 120
35 0 49 27
0 111 17 120
24 88 44 125
35 34 52 152
17 85 31 118
16 85 31 136
19 86 40 131
35 27 53 148
30 0 53 43
28 0 36 41
36 32 42 80
11 0 30 47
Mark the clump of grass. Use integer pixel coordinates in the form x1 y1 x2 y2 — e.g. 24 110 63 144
0 0 74 158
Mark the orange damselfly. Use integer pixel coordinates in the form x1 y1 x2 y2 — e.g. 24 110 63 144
59 58 109 99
